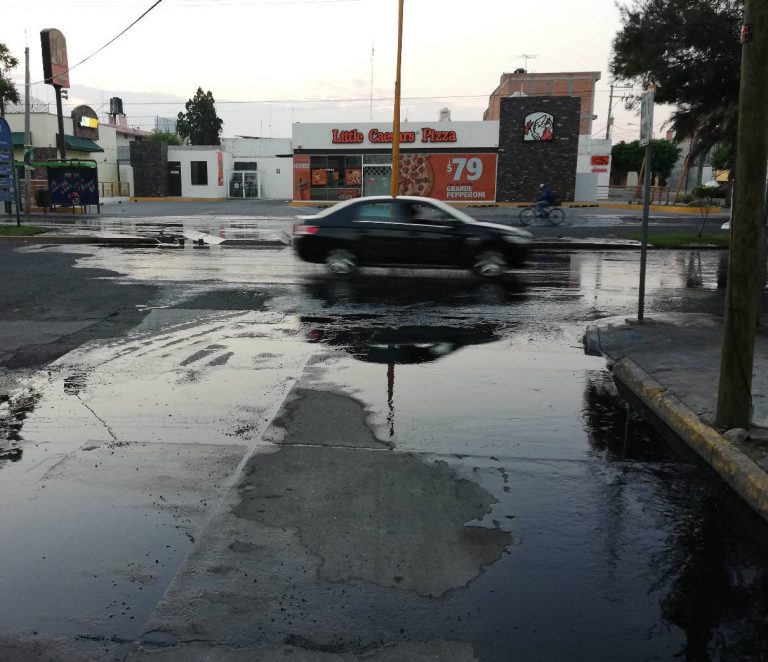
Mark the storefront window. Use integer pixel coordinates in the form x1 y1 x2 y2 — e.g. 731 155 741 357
309 154 363 201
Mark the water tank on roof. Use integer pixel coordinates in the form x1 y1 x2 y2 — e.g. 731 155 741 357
438 107 451 122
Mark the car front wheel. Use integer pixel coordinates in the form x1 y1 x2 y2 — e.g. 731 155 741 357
473 250 508 278
325 248 357 275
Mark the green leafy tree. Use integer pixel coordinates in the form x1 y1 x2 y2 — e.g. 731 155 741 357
650 139 682 182
0 42 20 117
147 129 181 145
610 0 742 158
611 139 682 182
176 88 223 145
708 143 733 172
611 140 643 175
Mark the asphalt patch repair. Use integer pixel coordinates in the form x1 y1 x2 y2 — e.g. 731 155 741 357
134 386 511 656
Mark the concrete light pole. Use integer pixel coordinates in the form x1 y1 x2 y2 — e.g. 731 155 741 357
716 0 768 429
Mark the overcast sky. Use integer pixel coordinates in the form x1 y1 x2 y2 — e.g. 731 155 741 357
4 0 665 141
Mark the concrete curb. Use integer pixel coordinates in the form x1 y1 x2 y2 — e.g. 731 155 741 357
612 357 768 523
0 235 161 247
0 234 288 248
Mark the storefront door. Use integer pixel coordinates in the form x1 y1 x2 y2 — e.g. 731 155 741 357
167 161 182 197
229 171 260 199
363 165 391 196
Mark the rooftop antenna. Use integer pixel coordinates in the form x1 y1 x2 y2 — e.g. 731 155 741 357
517 53 537 72
369 43 374 121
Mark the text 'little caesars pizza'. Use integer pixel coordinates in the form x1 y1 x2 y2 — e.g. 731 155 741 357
399 155 434 196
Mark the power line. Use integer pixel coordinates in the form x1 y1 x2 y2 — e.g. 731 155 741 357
33 0 164 85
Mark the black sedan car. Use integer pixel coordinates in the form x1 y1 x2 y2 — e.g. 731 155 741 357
293 196 532 277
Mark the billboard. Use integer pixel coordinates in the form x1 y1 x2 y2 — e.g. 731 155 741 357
48 166 99 205
398 153 497 202
41 28 70 88
0 117 16 204
293 155 311 200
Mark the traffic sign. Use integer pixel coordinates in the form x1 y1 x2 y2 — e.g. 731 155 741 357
639 90 655 147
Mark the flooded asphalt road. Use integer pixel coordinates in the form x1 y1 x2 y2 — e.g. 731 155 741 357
1 243 767 661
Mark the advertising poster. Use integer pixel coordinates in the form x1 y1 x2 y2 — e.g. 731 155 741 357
311 169 328 186
345 168 362 186
397 153 497 202
217 152 224 186
0 117 15 204
48 167 99 205
293 155 311 200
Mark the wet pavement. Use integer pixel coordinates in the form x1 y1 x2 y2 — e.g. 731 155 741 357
2 200 728 246
1 242 767 661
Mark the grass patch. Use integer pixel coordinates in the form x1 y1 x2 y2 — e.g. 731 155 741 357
0 225 49 236
626 232 730 249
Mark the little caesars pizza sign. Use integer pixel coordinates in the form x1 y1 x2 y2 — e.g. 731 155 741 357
293 121 499 152
331 127 457 145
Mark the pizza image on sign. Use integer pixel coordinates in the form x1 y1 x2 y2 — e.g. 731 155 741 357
398 154 434 196
524 112 554 141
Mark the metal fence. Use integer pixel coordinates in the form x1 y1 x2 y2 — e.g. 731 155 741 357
99 182 130 197
597 185 671 204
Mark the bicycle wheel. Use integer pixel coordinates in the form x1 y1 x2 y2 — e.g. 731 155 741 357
519 207 536 226
548 208 565 226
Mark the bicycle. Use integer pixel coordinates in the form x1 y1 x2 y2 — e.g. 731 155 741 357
518 204 565 227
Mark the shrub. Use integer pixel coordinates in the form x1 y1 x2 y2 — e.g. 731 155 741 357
691 185 725 199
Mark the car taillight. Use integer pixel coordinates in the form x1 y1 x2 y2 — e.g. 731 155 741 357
293 224 320 236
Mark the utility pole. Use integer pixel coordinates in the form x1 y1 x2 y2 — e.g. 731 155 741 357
605 83 634 142
716 0 768 429
24 46 31 216
390 0 404 197
605 84 615 141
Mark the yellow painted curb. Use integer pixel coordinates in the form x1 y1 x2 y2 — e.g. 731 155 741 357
598 202 727 215
613 358 768 523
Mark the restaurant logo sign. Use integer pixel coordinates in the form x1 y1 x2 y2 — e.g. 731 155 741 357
331 127 458 145
523 112 554 141
71 105 99 140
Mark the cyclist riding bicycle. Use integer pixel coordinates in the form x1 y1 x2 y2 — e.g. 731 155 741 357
535 183 556 217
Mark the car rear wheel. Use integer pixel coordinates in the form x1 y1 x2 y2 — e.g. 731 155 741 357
325 248 357 275
473 250 508 278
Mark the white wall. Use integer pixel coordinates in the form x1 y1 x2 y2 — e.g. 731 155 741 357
252 157 293 199
95 126 118 184
577 136 612 200
221 137 292 157
168 146 233 198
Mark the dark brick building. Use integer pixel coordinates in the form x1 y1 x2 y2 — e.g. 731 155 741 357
496 96 580 202
130 141 168 197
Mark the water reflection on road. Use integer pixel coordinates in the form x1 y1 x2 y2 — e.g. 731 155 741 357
2 245 767 660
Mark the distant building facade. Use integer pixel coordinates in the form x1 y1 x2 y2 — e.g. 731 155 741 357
483 70 601 136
